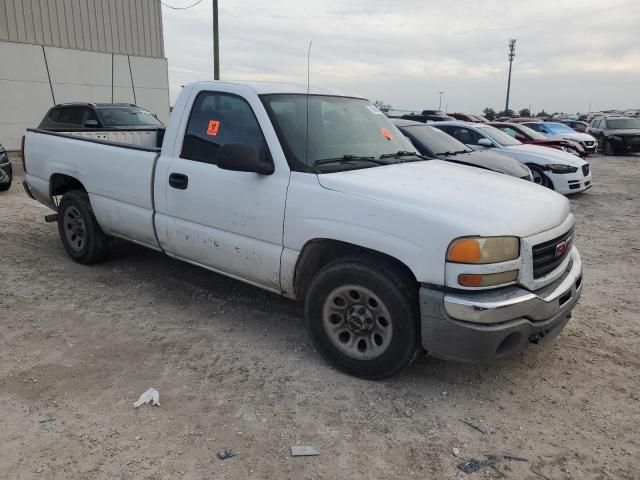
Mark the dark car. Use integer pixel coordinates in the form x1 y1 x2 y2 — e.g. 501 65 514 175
391 119 532 180
586 116 640 155
559 120 589 133
447 112 480 122
38 103 164 131
398 109 455 123
488 122 586 157
0 143 12 192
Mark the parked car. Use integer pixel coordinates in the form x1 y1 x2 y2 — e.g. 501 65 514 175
507 117 541 124
391 119 532 180
38 103 165 149
447 113 480 122
399 109 455 123
22 81 583 379
489 122 585 156
522 122 598 154
0 143 12 192
559 120 589 133
586 116 640 155
433 121 592 194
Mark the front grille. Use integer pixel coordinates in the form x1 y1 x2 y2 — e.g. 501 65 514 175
532 229 573 279
582 164 590 176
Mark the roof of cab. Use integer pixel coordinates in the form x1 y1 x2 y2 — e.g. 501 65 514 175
187 80 359 97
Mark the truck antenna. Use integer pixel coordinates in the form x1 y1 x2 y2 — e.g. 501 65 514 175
305 40 312 167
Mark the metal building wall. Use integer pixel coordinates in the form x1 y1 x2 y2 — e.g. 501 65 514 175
0 0 164 58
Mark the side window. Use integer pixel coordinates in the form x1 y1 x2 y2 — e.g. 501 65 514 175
450 127 483 145
48 108 62 122
181 92 268 165
84 108 98 124
57 107 87 126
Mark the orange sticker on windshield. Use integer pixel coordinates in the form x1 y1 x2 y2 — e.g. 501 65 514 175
207 120 220 136
380 128 393 141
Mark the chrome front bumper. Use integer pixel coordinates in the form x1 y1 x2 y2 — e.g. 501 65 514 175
419 248 583 362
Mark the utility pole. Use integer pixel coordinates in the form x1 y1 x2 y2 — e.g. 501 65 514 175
213 0 220 80
438 91 444 111
505 38 516 113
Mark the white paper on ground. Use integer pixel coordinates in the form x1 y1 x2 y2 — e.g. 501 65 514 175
291 446 320 456
133 388 160 408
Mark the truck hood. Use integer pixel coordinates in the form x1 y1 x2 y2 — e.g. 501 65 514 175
317 160 570 238
502 144 584 166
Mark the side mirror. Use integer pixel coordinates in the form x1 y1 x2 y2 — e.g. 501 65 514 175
84 119 99 128
217 143 274 175
477 138 493 147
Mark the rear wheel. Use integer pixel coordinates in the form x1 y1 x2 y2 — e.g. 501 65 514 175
57 190 110 264
528 165 553 189
603 140 615 156
0 181 10 192
305 255 419 379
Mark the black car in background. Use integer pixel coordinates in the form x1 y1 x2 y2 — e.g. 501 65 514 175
586 116 640 155
0 143 12 192
391 119 533 180
395 109 455 123
38 103 164 130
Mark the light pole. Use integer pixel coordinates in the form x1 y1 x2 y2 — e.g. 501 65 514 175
213 0 220 80
505 38 516 113
438 91 444 111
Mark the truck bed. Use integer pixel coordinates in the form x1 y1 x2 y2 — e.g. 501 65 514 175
42 128 165 149
24 129 161 250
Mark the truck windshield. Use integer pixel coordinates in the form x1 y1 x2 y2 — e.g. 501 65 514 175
97 107 163 127
261 94 418 171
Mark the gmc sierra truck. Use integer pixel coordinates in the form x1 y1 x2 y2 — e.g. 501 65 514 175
22 81 583 379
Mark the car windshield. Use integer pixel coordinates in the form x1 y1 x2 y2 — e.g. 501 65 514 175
606 118 640 129
516 124 547 140
478 125 522 146
261 94 418 171
97 107 163 127
545 123 575 133
403 124 470 154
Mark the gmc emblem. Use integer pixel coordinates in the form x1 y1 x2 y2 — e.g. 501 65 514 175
555 237 572 257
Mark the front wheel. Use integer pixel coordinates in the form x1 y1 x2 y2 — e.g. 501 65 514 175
57 190 111 264
304 255 419 379
603 140 616 156
528 165 553 190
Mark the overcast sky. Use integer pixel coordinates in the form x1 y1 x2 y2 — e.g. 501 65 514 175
162 0 640 114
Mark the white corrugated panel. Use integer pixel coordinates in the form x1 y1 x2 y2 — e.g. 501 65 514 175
0 0 164 58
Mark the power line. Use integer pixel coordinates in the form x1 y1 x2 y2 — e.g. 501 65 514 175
160 0 204 10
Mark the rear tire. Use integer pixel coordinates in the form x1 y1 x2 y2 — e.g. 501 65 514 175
57 190 110 264
603 140 615 156
0 182 10 192
528 165 553 190
304 255 420 379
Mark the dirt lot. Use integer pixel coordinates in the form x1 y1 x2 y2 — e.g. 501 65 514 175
1 153 639 480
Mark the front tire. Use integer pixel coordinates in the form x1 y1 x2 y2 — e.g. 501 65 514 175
603 140 615 156
304 255 420 379
57 190 111 264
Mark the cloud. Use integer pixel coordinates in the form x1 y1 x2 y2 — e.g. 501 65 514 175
162 0 640 113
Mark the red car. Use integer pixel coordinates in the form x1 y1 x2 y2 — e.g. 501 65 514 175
488 122 586 156
447 112 485 122
559 120 589 133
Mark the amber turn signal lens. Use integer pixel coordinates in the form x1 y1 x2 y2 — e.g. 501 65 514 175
458 270 518 288
447 238 481 263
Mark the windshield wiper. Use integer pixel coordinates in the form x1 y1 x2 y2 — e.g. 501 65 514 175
435 150 471 156
378 150 427 160
313 155 389 166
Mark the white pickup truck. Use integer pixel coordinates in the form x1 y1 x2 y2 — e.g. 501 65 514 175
22 81 583 379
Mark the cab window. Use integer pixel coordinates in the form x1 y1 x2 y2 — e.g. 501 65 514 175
181 92 269 165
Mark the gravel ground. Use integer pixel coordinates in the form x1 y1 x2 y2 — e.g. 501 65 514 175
1 153 639 479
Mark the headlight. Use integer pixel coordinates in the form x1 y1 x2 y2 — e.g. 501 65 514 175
446 236 519 264
547 164 578 173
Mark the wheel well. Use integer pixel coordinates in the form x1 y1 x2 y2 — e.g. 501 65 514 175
293 239 417 299
50 174 86 200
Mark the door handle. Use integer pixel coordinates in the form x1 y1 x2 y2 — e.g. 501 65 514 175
169 173 188 190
